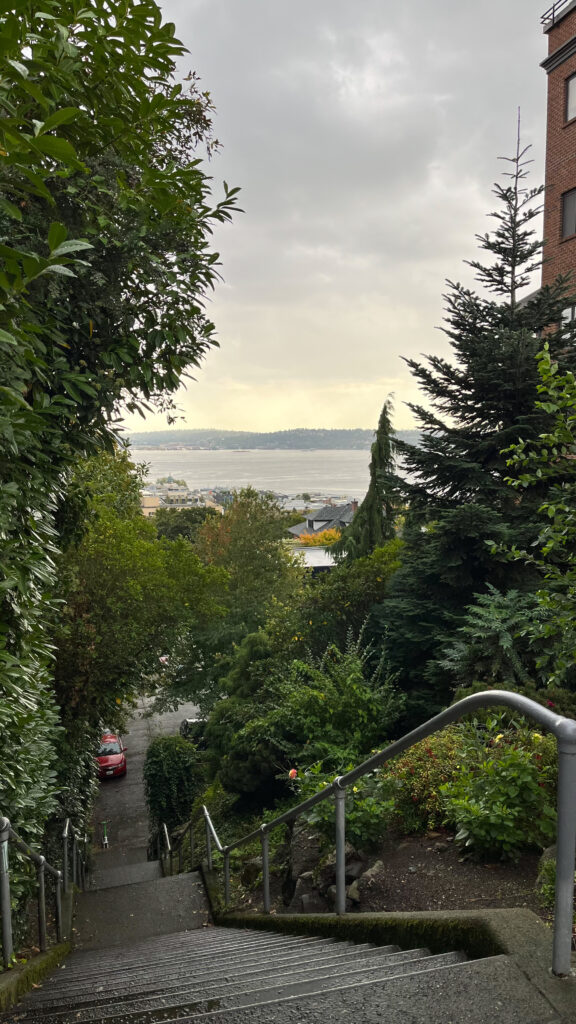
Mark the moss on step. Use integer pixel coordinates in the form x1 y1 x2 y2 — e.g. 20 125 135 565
216 910 511 961
0 943 71 1013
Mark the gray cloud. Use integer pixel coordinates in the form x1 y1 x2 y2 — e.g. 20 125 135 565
127 0 551 431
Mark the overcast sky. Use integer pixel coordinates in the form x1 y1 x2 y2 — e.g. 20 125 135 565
124 0 551 434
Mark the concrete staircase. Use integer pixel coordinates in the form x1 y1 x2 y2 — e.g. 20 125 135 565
3 923 565 1024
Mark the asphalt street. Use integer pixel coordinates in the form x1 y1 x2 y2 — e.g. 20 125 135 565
89 696 200 874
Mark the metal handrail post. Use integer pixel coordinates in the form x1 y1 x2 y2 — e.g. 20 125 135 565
261 828 271 914
0 817 13 968
178 843 183 873
55 871 62 943
72 834 78 888
552 726 576 976
62 825 69 894
334 781 346 916
205 818 213 871
223 850 230 907
189 823 194 865
37 856 47 952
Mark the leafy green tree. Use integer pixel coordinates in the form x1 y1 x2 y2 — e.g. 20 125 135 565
332 399 398 562
273 540 404 660
0 0 236 849
55 510 226 728
150 489 305 711
154 506 219 543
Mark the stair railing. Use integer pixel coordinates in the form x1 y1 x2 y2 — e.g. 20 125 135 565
62 818 87 894
188 691 576 978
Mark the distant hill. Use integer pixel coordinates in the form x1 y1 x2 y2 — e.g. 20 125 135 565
128 428 421 451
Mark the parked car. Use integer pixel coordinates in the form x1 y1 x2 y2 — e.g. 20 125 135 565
96 733 127 779
179 717 207 747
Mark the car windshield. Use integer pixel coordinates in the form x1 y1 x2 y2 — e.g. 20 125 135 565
98 741 121 756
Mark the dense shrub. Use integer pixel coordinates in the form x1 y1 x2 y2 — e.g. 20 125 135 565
380 727 464 833
439 722 557 859
206 640 403 798
441 742 556 859
144 736 205 833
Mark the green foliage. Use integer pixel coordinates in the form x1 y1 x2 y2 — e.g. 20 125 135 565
295 763 397 849
440 731 556 859
54 501 225 728
206 634 404 797
0 0 237 928
332 399 398 562
276 541 403 660
144 735 205 833
453 679 576 724
503 346 576 685
438 586 552 689
154 506 219 543
159 489 305 709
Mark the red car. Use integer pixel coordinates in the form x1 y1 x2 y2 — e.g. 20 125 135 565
96 733 127 779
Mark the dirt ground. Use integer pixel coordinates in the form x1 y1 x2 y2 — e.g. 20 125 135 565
354 831 545 918
235 828 548 922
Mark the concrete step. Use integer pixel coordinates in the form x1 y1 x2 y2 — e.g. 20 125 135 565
89 860 163 890
19 945 410 1018
73 873 211 950
128 955 561 1024
30 951 467 1024
42 947 439 1024
40 932 339 982
24 937 348 1004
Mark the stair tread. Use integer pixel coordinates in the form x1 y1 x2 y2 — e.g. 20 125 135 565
117 955 560 1024
16 946 421 1018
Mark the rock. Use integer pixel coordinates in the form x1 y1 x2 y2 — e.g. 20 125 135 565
325 885 353 912
539 844 556 867
356 860 385 900
315 842 358 890
407 865 417 873
347 880 361 903
240 856 262 887
434 842 450 853
300 892 327 914
289 826 323 881
286 873 316 913
345 859 365 881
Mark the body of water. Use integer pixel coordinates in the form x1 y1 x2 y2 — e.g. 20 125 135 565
132 448 371 499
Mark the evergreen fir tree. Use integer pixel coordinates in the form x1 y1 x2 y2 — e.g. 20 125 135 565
332 399 397 562
396 133 574 519
369 133 576 726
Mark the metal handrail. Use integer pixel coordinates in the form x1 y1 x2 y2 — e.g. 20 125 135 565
541 0 573 26
0 815 87 968
186 691 576 978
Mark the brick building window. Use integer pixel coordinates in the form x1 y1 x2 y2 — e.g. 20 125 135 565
562 189 576 238
562 304 576 323
567 73 576 121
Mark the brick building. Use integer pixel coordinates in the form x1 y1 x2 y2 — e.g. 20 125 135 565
542 1 576 316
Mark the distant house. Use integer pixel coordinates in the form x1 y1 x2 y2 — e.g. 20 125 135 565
287 501 358 539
